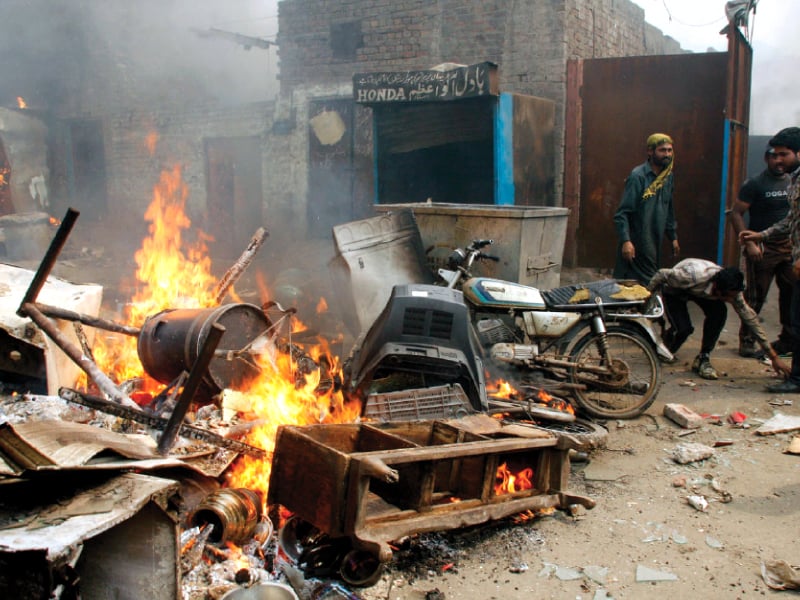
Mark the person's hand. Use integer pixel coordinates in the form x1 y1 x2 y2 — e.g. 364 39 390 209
793 258 800 279
739 229 762 244
770 354 791 379
671 239 680 258
744 240 763 262
621 241 635 261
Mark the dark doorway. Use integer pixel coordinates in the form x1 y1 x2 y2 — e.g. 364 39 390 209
68 120 107 219
307 98 355 239
204 137 263 259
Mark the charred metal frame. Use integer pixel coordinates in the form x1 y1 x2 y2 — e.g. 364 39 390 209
15 207 271 456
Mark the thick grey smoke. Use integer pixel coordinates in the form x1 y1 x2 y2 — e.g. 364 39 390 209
632 0 800 136
0 0 279 109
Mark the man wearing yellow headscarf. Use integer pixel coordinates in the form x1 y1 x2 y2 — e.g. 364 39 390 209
613 133 681 284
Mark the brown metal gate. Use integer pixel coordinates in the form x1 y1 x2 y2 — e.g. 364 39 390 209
565 30 752 270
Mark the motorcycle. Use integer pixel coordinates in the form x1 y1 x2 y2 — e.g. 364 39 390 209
436 239 670 419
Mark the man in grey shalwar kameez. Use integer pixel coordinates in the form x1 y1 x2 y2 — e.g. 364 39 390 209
613 133 680 284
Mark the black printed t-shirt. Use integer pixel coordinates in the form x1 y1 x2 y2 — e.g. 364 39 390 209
739 170 790 234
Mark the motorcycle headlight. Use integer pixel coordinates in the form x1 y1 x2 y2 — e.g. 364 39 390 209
447 248 466 270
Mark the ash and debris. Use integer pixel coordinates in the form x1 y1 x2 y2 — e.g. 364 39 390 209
356 519 547 600
0 390 563 600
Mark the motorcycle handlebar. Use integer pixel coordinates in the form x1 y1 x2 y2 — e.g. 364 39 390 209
470 239 493 249
480 253 500 262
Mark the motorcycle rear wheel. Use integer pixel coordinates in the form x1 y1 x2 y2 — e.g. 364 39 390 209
568 325 661 419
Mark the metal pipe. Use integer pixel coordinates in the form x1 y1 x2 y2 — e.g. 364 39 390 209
17 208 80 317
157 322 225 455
36 302 141 336
213 227 269 304
21 302 140 409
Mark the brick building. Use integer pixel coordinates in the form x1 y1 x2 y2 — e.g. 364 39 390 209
0 0 686 263
273 0 684 238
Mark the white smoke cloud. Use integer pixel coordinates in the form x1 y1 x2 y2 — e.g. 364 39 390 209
632 0 800 135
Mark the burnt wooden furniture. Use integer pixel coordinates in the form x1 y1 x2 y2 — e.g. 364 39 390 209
268 414 594 563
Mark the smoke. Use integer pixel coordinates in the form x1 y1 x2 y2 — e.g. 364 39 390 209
0 0 279 110
631 0 800 136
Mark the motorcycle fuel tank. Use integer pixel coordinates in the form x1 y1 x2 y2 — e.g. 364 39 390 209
462 277 546 309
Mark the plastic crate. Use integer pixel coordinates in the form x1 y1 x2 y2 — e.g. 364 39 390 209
362 384 473 422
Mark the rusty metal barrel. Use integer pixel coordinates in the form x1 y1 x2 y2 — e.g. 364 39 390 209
137 303 270 396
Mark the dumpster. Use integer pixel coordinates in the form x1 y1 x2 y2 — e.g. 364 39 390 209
375 203 569 289
330 209 435 336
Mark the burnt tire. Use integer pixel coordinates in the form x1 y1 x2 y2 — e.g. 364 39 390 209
528 418 609 452
569 325 661 419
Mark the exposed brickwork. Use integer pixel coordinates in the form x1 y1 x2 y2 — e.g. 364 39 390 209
36 0 689 251
277 0 686 204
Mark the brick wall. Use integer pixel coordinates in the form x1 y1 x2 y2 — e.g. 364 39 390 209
276 0 685 206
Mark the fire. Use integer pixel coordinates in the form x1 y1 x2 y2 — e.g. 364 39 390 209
83 164 217 389
537 388 575 415
145 131 159 156
16 96 26 109
490 379 517 399
494 462 534 495
81 162 359 502
225 337 360 499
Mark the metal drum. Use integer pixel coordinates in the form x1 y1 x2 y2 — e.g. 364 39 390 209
137 303 270 395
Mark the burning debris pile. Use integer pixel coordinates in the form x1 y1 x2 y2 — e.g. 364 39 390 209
0 165 594 599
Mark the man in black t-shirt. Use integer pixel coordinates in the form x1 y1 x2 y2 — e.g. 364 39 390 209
729 146 795 357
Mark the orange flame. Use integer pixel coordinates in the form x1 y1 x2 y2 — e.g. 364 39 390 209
490 379 517 399
16 96 26 109
494 462 534 495
84 164 217 390
145 131 159 156
81 164 359 503
225 340 360 500
537 389 575 415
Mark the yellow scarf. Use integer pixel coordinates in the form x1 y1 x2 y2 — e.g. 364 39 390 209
642 133 674 200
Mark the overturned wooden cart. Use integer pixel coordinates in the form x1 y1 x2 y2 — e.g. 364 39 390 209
268 414 594 582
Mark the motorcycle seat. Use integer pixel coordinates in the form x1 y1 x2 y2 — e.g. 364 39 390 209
542 279 650 311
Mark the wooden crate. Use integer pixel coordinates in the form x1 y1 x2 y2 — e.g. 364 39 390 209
268 415 593 562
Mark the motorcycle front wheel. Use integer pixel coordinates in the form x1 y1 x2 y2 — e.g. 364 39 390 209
568 325 661 419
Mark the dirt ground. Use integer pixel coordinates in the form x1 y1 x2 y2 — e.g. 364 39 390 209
11 224 800 600
356 278 800 600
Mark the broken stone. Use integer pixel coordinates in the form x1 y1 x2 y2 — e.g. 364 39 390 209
508 561 529 574
671 442 715 464
785 436 800 455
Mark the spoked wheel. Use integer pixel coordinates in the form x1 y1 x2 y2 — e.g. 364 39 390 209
569 325 661 419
